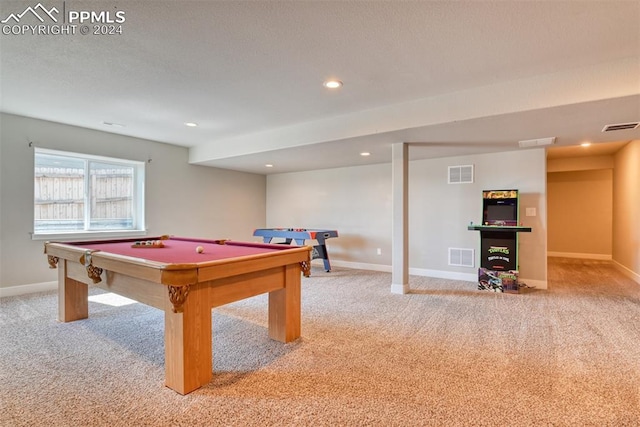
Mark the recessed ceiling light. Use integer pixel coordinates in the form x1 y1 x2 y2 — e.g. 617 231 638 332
265 164 274 168
581 142 592 147
360 152 371 156
184 122 198 127
323 79 343 89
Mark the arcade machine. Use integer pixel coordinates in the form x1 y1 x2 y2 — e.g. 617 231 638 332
467 190 531 293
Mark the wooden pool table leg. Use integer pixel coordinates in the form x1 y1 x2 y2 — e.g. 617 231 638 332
58 261 88 322
164 284 212 395
268 264 301 343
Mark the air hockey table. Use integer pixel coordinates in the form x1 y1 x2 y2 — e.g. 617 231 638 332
253 228 338 272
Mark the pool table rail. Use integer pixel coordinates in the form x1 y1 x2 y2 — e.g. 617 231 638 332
45 240 311 283
45 240 311 315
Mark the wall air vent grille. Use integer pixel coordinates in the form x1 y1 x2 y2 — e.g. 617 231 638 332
601 122 639 132
448 165 473 184
449 248 474 267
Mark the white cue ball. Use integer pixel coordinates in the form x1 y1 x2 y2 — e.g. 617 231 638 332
196 245 204 253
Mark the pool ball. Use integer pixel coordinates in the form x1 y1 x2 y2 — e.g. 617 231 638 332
196 246 204 253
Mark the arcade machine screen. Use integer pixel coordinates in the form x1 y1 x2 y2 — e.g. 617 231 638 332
482 190 518 226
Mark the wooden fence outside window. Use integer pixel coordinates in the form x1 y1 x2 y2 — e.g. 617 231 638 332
34 167 133 225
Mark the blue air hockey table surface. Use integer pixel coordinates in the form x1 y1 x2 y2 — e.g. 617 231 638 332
253 228 338 272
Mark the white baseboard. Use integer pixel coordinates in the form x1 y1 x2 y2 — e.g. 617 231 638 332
613 261 640 285
0 265 555 298
0 281 57 298
409 267 477 282
548 252 612 261
332 260 549 290
329 260 478 282
329 260 392 273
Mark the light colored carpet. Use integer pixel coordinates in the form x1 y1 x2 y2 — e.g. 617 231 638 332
1 258 639 426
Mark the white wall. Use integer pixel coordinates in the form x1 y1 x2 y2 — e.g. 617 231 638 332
0 113 266 290
547 155 614 173
613 140 640 283
267 163 392 265
410 149 547 285
267 148 547 287
547 169 613 258
542 142 639 284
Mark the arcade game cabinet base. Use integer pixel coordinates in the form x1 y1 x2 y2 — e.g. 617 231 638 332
478 268 520 293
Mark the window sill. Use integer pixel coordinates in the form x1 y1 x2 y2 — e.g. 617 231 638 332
31 229 148 241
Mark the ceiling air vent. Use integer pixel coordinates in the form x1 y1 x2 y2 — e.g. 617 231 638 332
518 137 556 148
601 122 639 132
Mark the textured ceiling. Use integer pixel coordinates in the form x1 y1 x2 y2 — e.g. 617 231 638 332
1 1 639 174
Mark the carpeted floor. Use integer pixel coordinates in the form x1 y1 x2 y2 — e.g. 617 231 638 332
1 258 639 426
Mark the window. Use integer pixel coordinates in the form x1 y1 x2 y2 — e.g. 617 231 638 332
34 148 145 237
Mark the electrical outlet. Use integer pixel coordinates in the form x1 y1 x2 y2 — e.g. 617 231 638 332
377 248 382 255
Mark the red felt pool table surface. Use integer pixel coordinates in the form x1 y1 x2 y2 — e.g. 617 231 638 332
71 236 288 264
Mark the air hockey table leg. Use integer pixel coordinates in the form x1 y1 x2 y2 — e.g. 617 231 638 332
312 243 331 272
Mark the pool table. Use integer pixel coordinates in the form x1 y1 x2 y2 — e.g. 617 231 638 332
44 236 311 395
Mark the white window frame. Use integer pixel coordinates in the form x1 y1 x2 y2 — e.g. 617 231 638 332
32 148 146 240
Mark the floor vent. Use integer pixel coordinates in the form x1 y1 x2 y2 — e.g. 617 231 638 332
448 165 473 184
601 122 639 132
449 248 474 267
